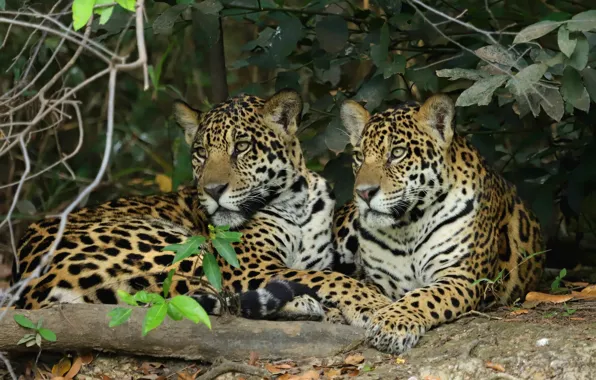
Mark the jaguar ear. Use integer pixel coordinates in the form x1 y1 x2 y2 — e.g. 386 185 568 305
262 89 303 137
173 100 202 146
340 100 370 146
417 94 455 146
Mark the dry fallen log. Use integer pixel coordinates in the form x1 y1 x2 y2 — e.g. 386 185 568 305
0 304 365 361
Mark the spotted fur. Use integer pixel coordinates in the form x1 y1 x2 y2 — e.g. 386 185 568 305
334 94 545 353
12 90 391 326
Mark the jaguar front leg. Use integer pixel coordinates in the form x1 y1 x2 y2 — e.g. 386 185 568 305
366 270 483 354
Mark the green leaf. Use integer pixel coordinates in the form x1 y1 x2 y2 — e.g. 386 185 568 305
567 35 589 70
315 15 348 54
0 0 5 11
540 88 564 122
94 0 115 25
193 0 222 15
117 290 138 306
455 75 508 107
582 68 596 103
202 252 222 291
167 303 184 321
475 45 515 66
142 303 168 336
436 68 488 81
164 235 206 265
567 10 596 32
14 315 36 329
153 4 188 35
571 88 591 112
269 13 303 62
17 335 35 345
163 269 176 298
36 318 43 330
371 23 389 69
383 55 406 79
38 328 57 342
557 26 576 58
108 307 132 327
212 237 240 268
513 21 559 44
35 334 41 347
215 230 242 243
353 74 391 111
561 66 584 103
116 0 136 11
72 0 95 31
134 291 165 305
169 295 211 328
507 64 548 96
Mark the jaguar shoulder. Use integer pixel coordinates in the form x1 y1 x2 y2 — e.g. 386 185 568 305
333 94 545 353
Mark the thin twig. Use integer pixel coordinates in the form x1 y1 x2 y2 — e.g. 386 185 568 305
196 358 270 380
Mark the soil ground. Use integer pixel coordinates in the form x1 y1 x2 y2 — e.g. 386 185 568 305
1 302 594 380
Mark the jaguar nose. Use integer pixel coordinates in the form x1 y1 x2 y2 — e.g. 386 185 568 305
204 183 228 201
356 186 380 205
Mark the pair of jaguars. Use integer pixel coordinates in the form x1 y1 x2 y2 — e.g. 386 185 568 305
11 89 545 354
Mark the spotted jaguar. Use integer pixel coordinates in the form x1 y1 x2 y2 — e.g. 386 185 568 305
333 94 545 353
12 89 391 327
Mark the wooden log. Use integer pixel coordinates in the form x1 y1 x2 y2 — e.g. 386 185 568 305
0 304 365 361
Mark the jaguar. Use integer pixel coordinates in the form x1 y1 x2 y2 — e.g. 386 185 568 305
11 89 391 328
333 93 546 353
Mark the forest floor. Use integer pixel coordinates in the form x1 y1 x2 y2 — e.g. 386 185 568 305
1 301 595 380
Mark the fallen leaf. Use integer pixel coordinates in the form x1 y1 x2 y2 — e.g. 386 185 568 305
571 290 596 300
265 363 286 375
278 375 293 380
580 284 596 295
344 354 365 366
177 372 195 380
324 368 342 379
525 291 573 304
248 351 259 366
288 370 321 380
570 317 586 321
139 362 165 375
486 361 505 372
80 352 94 365
51 358 71 377
564 281 589 288
510 309 529 315
395 357 406 364
101 376 112 380
346 369 360 376
423 376 441 380
65 357 82 379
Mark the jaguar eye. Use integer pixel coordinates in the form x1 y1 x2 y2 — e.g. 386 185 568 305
391 147 407 159
353 150 364 163
235 141 251 153
196 147 207 159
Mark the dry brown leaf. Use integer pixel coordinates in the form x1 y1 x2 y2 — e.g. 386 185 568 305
248 351 259 366
278 374 293 380
510 309 529 315
564 281 590 288
423 376 441 380
324 368 342 379
288 370 321 380
344 354 365 366
347 369 360 377
80 352 94 365
65 357 82 379
101 376 112 380
570 317 586 321
265 363 287 374
177 372 195 380
139 362 165 375
580 284 596 295
51 358 71 377
571 290 596 300
486 361 505 372
525 291 573 304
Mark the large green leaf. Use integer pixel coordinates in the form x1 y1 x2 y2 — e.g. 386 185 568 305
169 295 211 328
371 23 389 69
108 307 132 328
315 16 348 54
582 68 596 103
567 35 589 70
513 21 559 44
14 315 35 329
567 10 596 32
269 13 303 62
72 0 95 31
153 4 188 36
163 235 206 265
117 289 138 306
202 252 222 291
212 237 240 268
38 328 57 342
142 304 168 336
557 26 576 58
456 75 508 107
